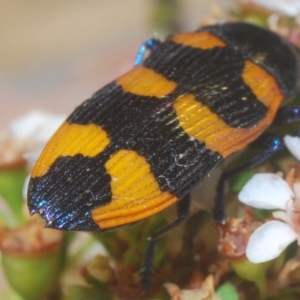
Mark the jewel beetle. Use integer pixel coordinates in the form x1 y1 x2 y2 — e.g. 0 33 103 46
28 22 300 288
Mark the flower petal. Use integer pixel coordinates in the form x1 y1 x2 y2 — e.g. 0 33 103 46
10 111 65 144
253 0 300 17
246 220 297 263
272 211 288 222
284 135 300 161
238 173 293 209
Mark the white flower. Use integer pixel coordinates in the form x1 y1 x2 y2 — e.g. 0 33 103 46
284 135 300 161
9 111 66 200
238 173 300 263
10 111 66 165
242 0 300 17
10 111 65 146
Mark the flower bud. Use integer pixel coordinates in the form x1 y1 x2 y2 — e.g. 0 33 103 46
0 221 63 300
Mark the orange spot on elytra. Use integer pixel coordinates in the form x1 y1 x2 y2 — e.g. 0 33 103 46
170 31 226 50
92 149 177 229
242 60 283 109
32 122 110 177
117 65 177 98
173 59 284 158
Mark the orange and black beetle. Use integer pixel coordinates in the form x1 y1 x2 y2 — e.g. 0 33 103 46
28 22 300 287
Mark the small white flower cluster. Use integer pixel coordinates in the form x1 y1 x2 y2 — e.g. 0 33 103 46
8 111 66 200
165 275 221 300
238 135 300 263
240 0 300 17
10 111 65 165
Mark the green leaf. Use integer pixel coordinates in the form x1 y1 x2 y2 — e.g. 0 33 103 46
0 165 27 225
243 14 268 27
0 287 23 300
217 282 239 300
231 169 255 192
63 285 113 300
230 259 270 297
2 249 61 300
152 0 180 35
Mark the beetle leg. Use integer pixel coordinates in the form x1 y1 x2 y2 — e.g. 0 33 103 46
213 133 284 224
141 193 191 291
134 38 161 65
274 105 300 125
